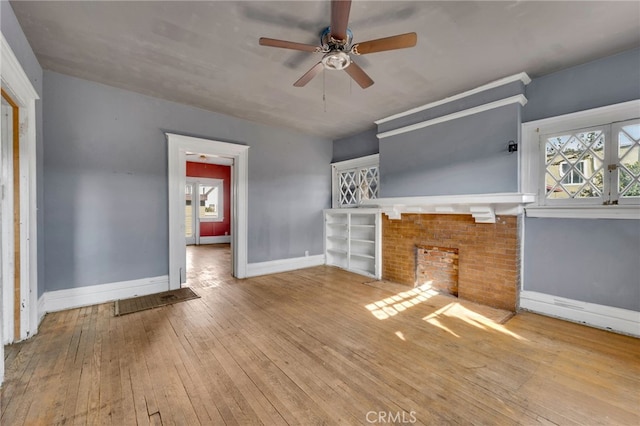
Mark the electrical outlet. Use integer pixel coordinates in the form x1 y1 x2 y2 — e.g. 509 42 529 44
305 250 309 257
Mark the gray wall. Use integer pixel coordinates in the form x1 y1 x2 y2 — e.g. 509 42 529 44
524 48 640 122
1 2 45 297
332 128 378 163
378 81 525 134
379 104 520 197
521 48 640 311
523 218 640 311
44 71 331 292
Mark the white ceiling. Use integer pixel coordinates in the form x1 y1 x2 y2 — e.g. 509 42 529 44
10 1 640 139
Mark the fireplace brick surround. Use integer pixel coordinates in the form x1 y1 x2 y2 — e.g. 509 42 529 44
382 214 520 311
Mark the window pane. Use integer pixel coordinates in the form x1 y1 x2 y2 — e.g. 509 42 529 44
617 122 640 198
199 185 220 218
359 166 379 201
544 129 604 200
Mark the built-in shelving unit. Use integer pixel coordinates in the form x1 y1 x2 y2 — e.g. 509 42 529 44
324 208 381 279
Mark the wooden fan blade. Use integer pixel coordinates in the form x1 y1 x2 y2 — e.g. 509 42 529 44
344 61 374 89
294 62 324 87
259 37 320 52
352 32 417 55
330 0 352 42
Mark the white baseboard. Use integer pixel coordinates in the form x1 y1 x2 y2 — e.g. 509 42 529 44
520 290 640 337
41 275 169 314
37 293 47 325
199 235 231 244
246 254 325 277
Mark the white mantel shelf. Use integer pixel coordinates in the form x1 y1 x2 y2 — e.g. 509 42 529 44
361 193 536 223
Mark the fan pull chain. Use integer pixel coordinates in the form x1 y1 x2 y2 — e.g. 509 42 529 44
323 69 327 113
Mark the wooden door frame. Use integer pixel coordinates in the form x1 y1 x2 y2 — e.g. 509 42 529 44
1 89 20 345
1 32 40 369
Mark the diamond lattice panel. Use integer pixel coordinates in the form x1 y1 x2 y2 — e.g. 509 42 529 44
339 170 357 206
359 167 379 201
617 122 640 198
544 130 605 200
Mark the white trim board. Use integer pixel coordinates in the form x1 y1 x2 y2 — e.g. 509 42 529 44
520 290 640 337
331 153 379 169
525 206 640 220
377 95 528 139
198 235 231 244
246 255 325 278
40 276 169 314
375 72 531 125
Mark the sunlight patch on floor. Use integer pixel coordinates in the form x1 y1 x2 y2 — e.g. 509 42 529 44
365 282 438 320
423 302 524 340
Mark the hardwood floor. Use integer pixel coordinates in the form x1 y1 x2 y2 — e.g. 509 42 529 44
2 245 639 425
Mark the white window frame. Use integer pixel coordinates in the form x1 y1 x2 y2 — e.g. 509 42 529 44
188 177 224 222
331 154 379 208
540 125 609 206
521 100 640 219
612 119 640 206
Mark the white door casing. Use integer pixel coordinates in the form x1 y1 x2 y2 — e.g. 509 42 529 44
1 32 40 384
167 133 248 288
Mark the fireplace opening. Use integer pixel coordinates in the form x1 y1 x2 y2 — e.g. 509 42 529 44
415 246 459 297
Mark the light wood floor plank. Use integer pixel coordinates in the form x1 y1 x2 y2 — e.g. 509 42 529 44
2 244 639 425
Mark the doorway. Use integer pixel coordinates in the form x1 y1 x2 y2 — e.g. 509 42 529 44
166 133 249 290
184 157 233 286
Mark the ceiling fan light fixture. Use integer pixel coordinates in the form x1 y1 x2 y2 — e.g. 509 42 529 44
321 51 351 70
259 1 417 88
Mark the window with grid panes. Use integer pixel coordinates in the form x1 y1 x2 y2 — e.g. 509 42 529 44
540 118 640 205
331 154 379 208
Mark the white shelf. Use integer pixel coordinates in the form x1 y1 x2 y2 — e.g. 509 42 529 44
327 248 348 255
351 252 375 260
324 209 381 279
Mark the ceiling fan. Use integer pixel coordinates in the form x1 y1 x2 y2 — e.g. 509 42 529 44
259 0 417 89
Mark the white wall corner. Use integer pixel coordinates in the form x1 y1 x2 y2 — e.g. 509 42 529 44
42 275 169 314
246 255 325 278
520 290 640 337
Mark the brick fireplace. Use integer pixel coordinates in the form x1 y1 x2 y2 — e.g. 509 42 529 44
382 214 520 311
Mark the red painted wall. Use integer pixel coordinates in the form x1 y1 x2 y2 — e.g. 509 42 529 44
186 162 231 237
